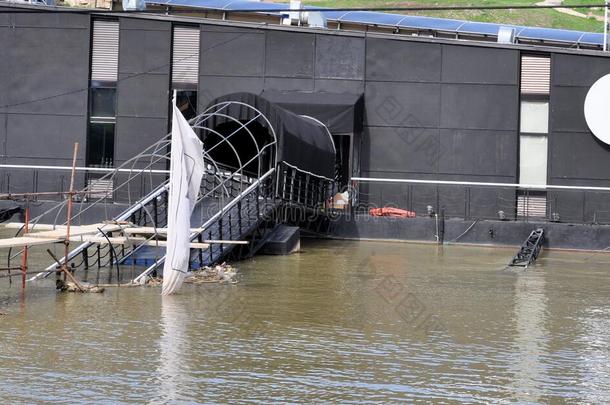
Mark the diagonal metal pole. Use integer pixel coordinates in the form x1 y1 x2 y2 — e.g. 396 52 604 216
604 0 610 52
63 143 79 281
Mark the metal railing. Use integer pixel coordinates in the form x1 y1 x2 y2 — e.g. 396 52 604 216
350 177 610 224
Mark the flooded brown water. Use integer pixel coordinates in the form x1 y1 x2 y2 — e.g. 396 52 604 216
1 235 610 403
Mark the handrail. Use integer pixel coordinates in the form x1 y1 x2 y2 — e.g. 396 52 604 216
352 177 610 192
30 180 171 280
0 164 170 174
132 167 277 283
281 161 335 182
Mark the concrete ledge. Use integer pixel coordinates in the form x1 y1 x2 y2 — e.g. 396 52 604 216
329 214 610 251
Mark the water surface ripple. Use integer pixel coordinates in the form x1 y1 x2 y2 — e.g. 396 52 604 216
1 239 610 403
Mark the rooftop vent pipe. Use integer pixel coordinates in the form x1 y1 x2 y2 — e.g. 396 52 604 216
497 26 516 44
123 0 146 11
281 0 327 28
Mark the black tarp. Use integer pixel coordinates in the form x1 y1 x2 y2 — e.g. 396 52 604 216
204 92 336 179
260 90 364 134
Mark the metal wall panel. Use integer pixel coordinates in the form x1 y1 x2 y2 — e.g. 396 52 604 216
265 31 314 78
197 76 264 111
548 49 610 221
365 81 441 128
115 18 171 162
315 34 365 80
552 53 610 87
442 45 518 85
113 117 168 163
549 131 610 180
0 27 9 112
91 19 119 82
365 38 441 83
362 127 439 173
2 12 89 169
440 84 519 131
200 28 265 77
6 114 87 159
438 129 517 177
313 79 364 94
263 77 314 92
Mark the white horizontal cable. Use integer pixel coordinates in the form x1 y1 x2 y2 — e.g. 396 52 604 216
0 164 169 174
351 177 610 192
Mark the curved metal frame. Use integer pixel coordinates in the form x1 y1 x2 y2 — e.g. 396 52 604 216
16 101 280 278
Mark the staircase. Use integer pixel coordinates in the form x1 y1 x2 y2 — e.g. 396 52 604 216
26 98 337 283
508 228 545 268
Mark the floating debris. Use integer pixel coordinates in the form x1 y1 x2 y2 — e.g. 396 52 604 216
185 263 238 285
142 277 163 287
56 279 105 293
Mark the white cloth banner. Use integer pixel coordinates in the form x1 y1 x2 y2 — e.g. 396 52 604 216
161 105 204 295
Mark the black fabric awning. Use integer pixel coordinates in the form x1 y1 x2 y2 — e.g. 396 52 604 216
260 90 364 134
204 92 336 179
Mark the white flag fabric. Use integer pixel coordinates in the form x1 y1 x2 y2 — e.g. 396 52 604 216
162 105 204 295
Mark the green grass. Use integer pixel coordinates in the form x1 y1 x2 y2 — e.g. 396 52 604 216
271 0 607 32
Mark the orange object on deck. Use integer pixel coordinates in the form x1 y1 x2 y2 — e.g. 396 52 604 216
369 207 416 218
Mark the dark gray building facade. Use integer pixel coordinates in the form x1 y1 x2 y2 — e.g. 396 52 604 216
2 4 610 228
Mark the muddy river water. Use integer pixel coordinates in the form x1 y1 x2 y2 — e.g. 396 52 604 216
1 237 610 403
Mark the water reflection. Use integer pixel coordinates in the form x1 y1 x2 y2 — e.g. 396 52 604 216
509 270 548 402
579 306 610 403
155 295 189 404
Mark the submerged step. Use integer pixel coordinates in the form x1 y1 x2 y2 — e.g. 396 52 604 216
259 225 300 255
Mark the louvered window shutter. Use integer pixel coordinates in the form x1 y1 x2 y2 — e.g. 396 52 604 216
91 20 119 82
172 26 200 85
520 56 550 95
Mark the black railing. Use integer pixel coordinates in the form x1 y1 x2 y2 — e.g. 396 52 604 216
351 178 610 225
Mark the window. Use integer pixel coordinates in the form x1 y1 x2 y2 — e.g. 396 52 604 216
518 54 550 218
90 87 116 119
519 135 548 186
175 90 198 121
87 122 115 167
519 54 550 187
87 86 116 167
520 100 549 134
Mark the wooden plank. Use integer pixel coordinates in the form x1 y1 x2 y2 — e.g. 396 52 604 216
123 226 201 234
123 228 249 244
26 224 124 239
69 235 210 249
4 223 61 230
0 236 62 248
2 223 247 245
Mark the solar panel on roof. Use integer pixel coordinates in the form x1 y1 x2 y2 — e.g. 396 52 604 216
457 22 512 35
313 10 344 20
224 1 285 11
519 27 583 42
144 0 605 48
397 16 464 31
159 0 230 8
580 33 605 45
333 11 405 26
172 0 225 6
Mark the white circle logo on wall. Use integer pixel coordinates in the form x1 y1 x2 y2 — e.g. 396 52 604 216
584 74 610 145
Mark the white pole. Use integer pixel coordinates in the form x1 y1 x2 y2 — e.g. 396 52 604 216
604 0 610 52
